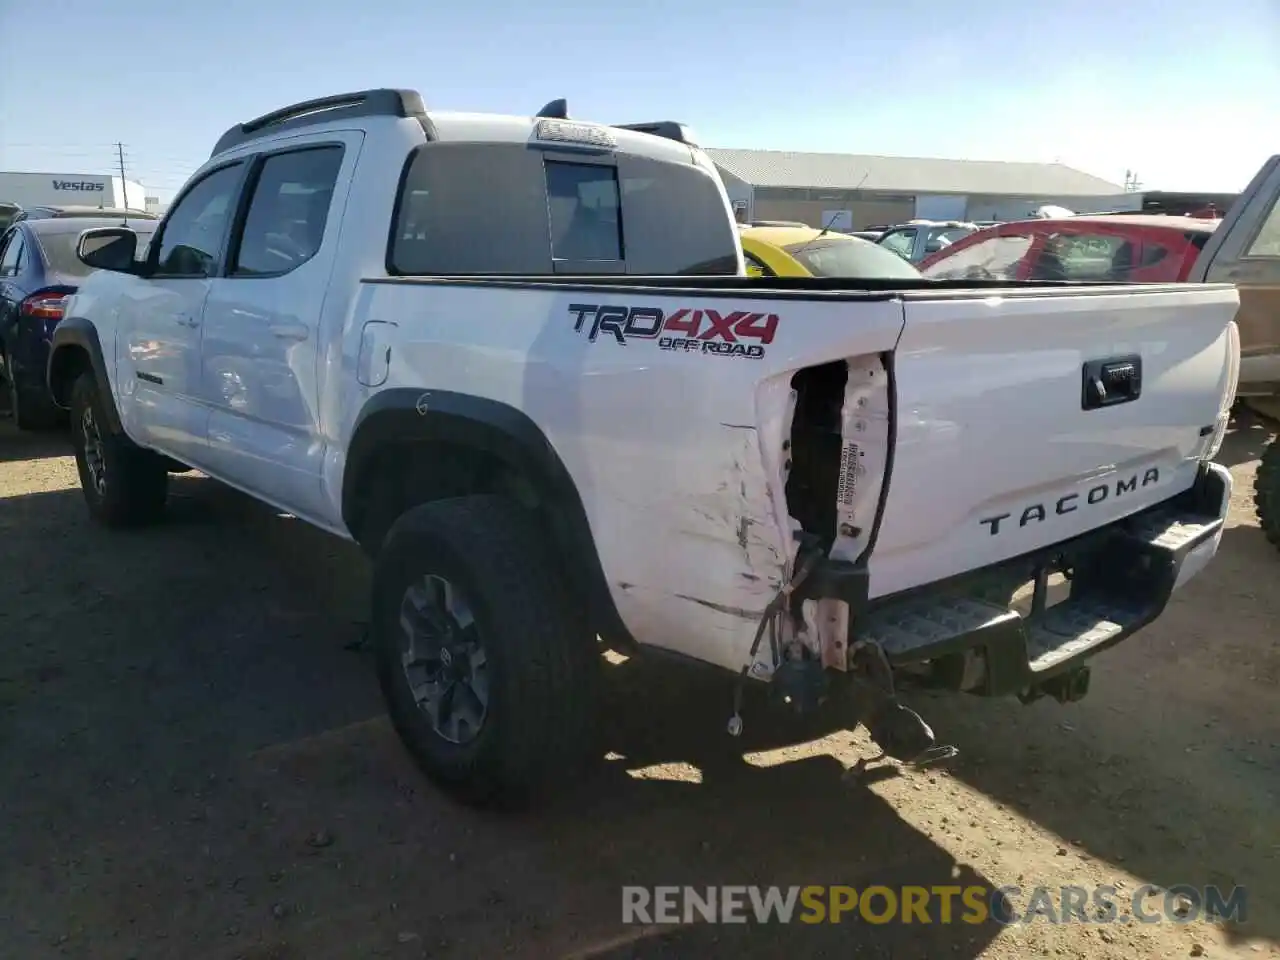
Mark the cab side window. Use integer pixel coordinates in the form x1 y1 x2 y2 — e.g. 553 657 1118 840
153 162 245 278
0 231 25 277
1245 193 1280 258
232 146 345 277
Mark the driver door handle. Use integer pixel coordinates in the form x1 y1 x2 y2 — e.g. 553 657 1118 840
175 313 200 329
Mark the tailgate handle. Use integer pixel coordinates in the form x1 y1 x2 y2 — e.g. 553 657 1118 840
1082 355 1142 410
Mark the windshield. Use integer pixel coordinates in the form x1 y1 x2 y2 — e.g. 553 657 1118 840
35 224 157 277
784 237 923 279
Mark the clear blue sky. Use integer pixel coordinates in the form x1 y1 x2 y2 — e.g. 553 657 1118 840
1 0 1276 200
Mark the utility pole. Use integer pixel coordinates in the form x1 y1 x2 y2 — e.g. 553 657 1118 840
116 142 128 210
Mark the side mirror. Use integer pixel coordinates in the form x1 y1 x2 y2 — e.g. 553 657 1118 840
77 227 139 273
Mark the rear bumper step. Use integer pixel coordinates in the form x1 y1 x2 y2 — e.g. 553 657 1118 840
849 463 1229 698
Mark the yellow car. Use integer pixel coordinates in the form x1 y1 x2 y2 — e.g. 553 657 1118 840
738 223 922 279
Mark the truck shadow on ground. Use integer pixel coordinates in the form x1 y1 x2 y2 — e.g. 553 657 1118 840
3 463 1275 955
0 480 1004 960
235 664 1010 959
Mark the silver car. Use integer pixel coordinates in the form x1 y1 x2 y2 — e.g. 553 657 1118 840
877 219 979 263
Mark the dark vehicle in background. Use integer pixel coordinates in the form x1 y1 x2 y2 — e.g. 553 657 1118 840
11 205 159 224
918 214 1219 284
0 216 157 428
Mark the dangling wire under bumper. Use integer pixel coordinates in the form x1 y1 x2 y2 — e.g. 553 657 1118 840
726 547 823 737
725 545 958 777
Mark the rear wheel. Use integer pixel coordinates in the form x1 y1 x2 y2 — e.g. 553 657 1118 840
69 372 169 527
371 495 600 808
1256 435 1280 551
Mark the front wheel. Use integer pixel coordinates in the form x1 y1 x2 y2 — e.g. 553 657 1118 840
371 495 600 808
69 372 169 527
1256 435 1280 551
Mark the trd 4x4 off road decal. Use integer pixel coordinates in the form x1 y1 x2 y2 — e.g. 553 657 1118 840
568 304 778 359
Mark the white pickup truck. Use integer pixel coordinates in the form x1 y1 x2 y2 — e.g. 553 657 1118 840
48 89 1240 807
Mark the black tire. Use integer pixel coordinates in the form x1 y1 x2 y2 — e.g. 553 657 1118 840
1257 435 1280 551
69 372 169 527
4 350 58 431
371 495 600 807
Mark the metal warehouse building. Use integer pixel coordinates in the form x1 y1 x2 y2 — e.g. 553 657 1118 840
707 149 1130 230
0 171 155 214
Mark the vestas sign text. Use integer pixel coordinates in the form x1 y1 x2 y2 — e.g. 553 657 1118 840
51 180 106 192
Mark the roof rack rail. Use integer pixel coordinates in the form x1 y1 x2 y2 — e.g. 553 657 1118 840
210 88 432 157
612 121 698 146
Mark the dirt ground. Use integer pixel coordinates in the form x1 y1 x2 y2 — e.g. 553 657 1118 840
1 413 1278 960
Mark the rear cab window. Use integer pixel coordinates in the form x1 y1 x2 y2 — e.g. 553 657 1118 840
545 161 623 264
389 141 739 276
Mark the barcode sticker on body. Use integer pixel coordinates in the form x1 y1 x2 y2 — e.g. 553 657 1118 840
838 441 859 507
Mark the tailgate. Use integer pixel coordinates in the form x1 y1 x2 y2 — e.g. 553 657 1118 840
867 283 1240 599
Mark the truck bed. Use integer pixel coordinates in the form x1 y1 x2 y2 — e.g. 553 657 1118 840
346 275 1240 675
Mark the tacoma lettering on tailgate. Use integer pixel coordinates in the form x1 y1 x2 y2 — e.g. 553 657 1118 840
979 468 1161 536
568 304 777 359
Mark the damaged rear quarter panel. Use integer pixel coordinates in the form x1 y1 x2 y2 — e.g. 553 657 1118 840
358 281 905 675
559 295 906 674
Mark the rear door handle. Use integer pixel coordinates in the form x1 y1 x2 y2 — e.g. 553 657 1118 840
269 324 310 342
175 314 200 328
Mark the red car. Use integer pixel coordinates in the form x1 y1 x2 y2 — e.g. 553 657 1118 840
918 214 1219 283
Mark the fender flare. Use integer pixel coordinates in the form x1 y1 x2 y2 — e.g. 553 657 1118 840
46 316 123 433
342 388 634 647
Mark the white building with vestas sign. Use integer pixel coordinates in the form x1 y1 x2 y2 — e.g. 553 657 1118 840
0 170 149 211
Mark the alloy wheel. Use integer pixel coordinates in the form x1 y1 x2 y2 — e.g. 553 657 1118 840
398 574 490 744
81 406 107 496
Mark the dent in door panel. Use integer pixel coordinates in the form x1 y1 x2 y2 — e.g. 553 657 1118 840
203 302 320 491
